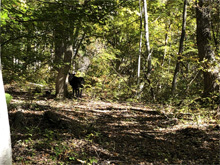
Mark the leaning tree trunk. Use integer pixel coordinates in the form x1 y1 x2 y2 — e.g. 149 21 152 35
196 0 220 97
171 0 187 95
0 61 12 164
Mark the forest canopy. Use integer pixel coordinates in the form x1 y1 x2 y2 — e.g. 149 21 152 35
1 0 219 104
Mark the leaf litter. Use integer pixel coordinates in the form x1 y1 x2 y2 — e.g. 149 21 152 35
9 93 219 164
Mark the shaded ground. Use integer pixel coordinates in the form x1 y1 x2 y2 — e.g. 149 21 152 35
8 91 220 164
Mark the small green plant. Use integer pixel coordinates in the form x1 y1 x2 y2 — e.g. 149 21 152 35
88 157 98 164
44 129 55 141
86 131 101 143
5 93 13 105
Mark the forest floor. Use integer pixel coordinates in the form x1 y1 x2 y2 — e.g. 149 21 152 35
6 88 220 164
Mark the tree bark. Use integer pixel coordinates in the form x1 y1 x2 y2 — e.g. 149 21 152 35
143 0 151 72
54 25 83 98
143 0 155 100
137 0 143 98
55 36 73 98
137 0 143 86
196 0 220 97
171 0 187 95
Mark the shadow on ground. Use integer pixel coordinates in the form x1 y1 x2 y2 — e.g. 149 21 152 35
9 93 219 164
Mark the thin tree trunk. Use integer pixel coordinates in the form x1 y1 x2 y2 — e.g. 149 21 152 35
137 0 143 98
210 0 220 52
72 31 86 71
143 0 155 100
171 0 187 95
143 0 151 72
185 71 201 92
162 23 171 66
137 0 142 86
196 0 219 97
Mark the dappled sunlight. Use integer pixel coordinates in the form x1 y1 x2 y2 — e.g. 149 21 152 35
2 0 219 164
8 92 219 164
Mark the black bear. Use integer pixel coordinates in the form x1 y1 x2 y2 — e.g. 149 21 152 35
68 73 84 98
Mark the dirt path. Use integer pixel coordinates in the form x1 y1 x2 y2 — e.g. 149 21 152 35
9 95 219 164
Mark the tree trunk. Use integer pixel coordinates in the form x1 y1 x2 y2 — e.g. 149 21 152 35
137 0 143 97
54 27 65 98
143 0 151 72
54 25 83 98
55 36 73 98
0 60 12 164
55 69 68 98
161 23 171 66
196 0 220 97
71 31 86 71
137 0 142 84
143 0 155 100
171 0 187 95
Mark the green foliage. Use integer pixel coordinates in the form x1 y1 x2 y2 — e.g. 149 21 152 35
1 0 219 105
88 157 98 164
5 93 13 105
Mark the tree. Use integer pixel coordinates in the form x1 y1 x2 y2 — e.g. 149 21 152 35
54 25 80 98
137 0 143 86
171 0 188 95
53 0 120 98
0 1 12 160
137 0 143 98
1 0 218 103
196 0 220 97
143 0 154 100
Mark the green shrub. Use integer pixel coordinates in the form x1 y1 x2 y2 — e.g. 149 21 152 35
5 93 13 105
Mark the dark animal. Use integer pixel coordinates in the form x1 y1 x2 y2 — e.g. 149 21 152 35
68 73 84 98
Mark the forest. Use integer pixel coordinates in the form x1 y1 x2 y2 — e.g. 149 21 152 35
0 0 219 164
